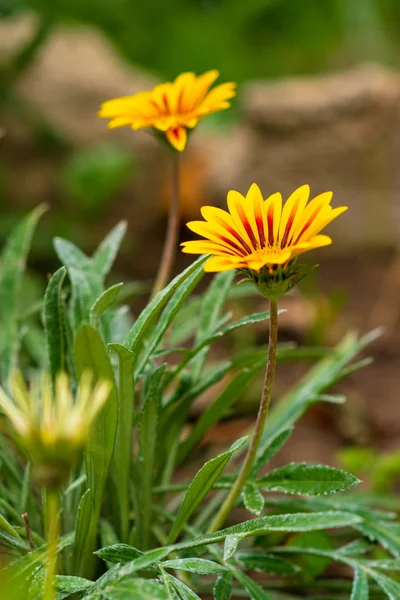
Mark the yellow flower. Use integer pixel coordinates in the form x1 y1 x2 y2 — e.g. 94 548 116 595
99 70 236 152
0 371 111 487
182 183 347 294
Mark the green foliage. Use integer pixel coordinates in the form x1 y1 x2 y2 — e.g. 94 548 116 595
0 209 396 600
59 144 134 217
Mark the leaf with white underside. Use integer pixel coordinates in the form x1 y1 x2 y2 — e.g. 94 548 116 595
224 535 239 561
160 558 227 575
243 482 265 515
257 463 360 495
350 567 369 600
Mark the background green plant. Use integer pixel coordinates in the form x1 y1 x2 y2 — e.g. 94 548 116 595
0 208 397 599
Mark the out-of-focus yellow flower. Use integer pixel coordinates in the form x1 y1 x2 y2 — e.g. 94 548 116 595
0 371 111 488
99 70 236 152
182 184 347 297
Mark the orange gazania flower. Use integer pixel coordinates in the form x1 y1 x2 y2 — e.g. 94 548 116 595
99 70 236 152
181 184 348 273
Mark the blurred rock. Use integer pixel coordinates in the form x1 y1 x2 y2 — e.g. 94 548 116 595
209 64 400 247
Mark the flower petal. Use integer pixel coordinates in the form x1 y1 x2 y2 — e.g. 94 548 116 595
165 126 188 151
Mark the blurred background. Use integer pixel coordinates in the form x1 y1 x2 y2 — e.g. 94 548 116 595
1 0 400 486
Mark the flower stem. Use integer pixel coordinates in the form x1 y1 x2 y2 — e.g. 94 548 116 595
151 153 180 299
44 490 59 600
208 297 279 533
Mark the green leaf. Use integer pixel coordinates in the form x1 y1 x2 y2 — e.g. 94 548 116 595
69 267 102 330
190 271 235 379
257 463 360 495
228 566 273 600
0 204 46 380
252 427 293 476
73 489 93 576
369 568 400 599
243 482 265 516
43 266 68 379
95 543 142 565
136 365 164 549
214 572 233 600
161 558 227 575
53 237 91 272
224 535 239 560
109 343 135 542
350 567 369 600
339 539 372 556
134 261 205 376
168 437 247 544
167 309 280 386
237 552 298 575
92 221 127 280
90 283 123 329
96 578 168 600
73 324 118 577
172 511 362 552
0 511 21 540
74 325 118 503
55 575 92 596
166 574 202 600
356 519 400 557
177 363 264 463
124 256 206 353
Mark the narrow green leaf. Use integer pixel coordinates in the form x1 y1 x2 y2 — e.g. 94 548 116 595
228 565 273 600
172 511 362 552
73 324 118 577
18 462 31 515
356 519 400 557
339 539 372 556
257 463 360 496
167 574 202 600
0 512 21 540
177 363 263 462
191 271 235 379
168 437 247 544
224 535 240 561
92 221 127 280
243 482 265 516
0 204 46 380
136 365 164 549
97 578 168 600
56 575 93 595
109 343 135 542
214 572 233 600
95 543 142 565
124 256 206 353
237 552 298 575
369 568 400 599
134 263 205 376
351 567 369 599
177 364 264 464
53 237 91 271
90 283 123 329
252 427 293 476
43 266 68 379
161 558 227 575
69 268 102 330
74 325 118 503
73 489 93 576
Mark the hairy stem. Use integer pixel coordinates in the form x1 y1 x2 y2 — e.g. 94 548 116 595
151 153 180 298
208 297 279 532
